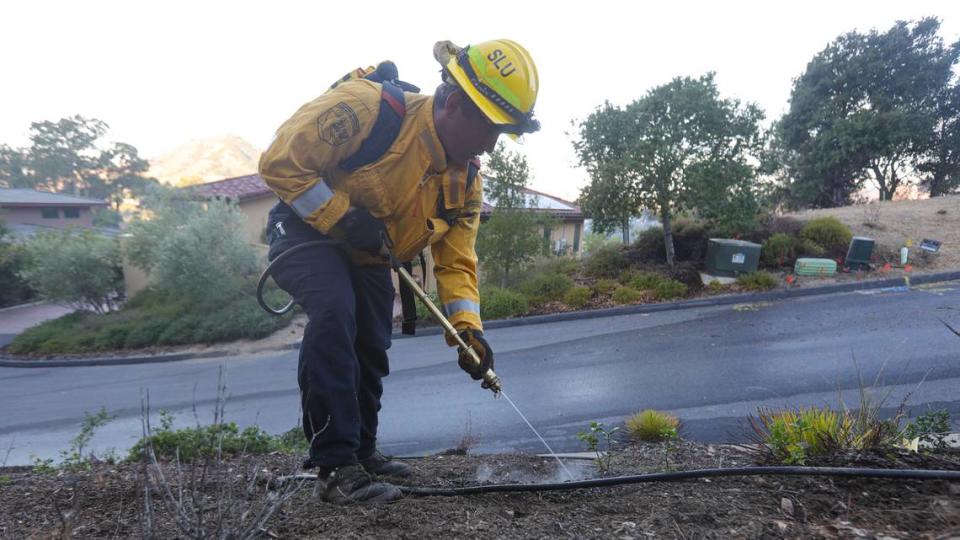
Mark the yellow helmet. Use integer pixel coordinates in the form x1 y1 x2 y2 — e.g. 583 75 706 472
435 39 540 134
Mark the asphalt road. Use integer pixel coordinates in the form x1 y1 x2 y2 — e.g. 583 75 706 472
2 283 959 466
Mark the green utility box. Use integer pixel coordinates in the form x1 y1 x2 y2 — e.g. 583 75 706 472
795 258 837 276
845 236 875 270
705 239 761 277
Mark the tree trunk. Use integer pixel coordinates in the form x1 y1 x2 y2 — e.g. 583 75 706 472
621 217 630 244
661 207 675 268
500 266 509 289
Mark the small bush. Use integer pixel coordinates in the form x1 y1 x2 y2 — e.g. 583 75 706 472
800 217 852 257
612 286 643 304
653 279 688 300
584 244 627 278
479 287 529 319
626 410 680 442
750 405 902 465
762 233 798 268
563 286 591 309
904 409 951 449
8 288 290 354
629 272 665 291
627 219 713 264
630 227 666 263
19 229 122 313
593 278 619 295
129 421 281 462
671 218 712 263
736 271 778 291
798 238 826 258
618 269 640 285
706 280 727 293
519 273 574 305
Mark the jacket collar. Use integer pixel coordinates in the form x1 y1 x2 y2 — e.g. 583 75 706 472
420 96 448 173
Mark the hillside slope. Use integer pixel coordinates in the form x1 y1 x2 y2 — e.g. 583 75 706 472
790 195 960 271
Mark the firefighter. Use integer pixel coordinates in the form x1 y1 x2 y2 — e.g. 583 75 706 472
260 39 539 503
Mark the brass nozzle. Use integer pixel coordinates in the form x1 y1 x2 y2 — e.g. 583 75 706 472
482 369 502 395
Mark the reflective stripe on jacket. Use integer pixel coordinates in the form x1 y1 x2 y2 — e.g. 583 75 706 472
259 80 483 332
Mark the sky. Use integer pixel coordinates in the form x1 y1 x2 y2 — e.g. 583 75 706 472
2 0 959 201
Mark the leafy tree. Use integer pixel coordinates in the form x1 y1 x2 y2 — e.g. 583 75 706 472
476 143 547 287
574 103 638 243
19 229 122 313
0 115 157 208
919 82 960 196
0 221 34 307
778 18 960 204
576 73 763 267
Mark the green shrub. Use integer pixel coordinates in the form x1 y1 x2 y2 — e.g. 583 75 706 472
19 229 122 313
519 273 575 305
671 218 712 262
762 233 798 268
618 269 640 285
706 280 727 293
625 410 680 442
628 219 713 264
612 286 643 304
593 278 619 295
750 406 901 465
129 421 278 462
653 279 688 300
0 222 34 308
800 217 852 257
798 238 826 258
563 286 591 309
584 244 627 278
630 227 666 262
736 271 778 291
904 409 951 449
629 272 665 291
8 288 289 354
125 198 258 306
479 287 529 319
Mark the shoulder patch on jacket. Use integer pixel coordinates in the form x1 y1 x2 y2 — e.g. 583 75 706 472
317 103 360 146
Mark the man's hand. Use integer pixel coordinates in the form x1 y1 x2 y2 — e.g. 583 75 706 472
457 329 494 387
339 207 385 254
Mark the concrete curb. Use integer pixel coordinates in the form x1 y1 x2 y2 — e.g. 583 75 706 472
2 270 958 368
395 269 960 339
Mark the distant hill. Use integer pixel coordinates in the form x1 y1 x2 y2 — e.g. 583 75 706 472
148 135 261 186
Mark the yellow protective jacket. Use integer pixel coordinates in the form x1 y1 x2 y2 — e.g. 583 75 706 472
259 79 483 332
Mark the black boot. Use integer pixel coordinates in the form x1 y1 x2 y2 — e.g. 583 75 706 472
316 464 402 504
360 449 411 478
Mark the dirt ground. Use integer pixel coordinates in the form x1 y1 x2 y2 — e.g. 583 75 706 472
2 441 958 539
789 194 960 272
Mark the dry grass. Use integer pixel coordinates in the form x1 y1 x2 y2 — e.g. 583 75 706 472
789 195 960 271
625 409 681 442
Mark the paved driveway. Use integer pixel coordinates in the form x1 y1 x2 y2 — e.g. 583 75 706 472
0 302 74 348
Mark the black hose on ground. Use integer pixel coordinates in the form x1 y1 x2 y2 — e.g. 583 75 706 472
397 466 960 497
256 240 341 316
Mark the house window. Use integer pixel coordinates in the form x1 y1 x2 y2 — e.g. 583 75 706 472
64 208 80 219
41 207 59 219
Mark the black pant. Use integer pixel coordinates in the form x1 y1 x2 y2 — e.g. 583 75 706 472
267 204 394 467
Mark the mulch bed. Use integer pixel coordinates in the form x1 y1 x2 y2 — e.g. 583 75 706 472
2 441 958 538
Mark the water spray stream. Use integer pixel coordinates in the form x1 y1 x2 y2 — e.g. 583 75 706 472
500 390 575 482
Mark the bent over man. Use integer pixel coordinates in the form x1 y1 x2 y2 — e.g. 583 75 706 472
259 39 539 503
